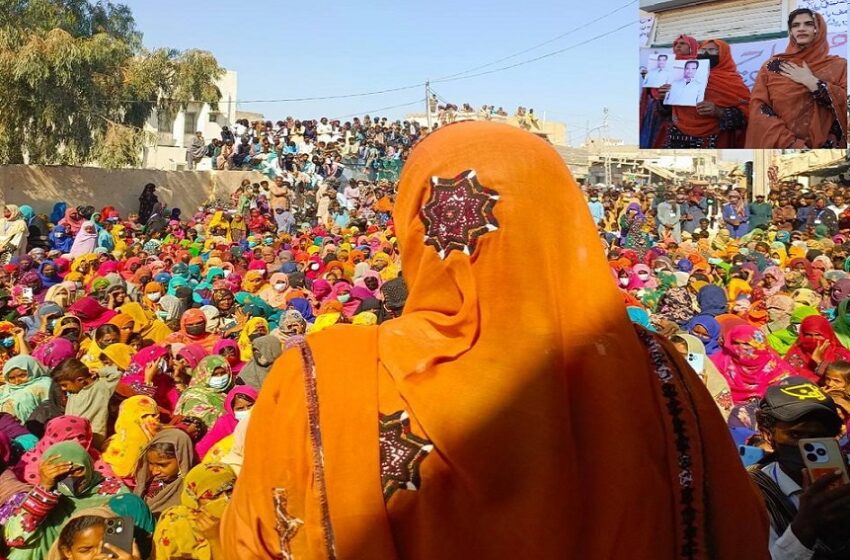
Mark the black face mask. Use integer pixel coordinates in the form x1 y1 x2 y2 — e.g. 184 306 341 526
775 443 806 484
697 53 720 69
185 325 206 337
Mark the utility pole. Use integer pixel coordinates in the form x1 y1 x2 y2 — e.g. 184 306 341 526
425 81 432 130
602 107 611 187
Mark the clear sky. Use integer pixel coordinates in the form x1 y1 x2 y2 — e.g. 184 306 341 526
121 0 639 146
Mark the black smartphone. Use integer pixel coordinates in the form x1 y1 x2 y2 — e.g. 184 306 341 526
102 516 134 554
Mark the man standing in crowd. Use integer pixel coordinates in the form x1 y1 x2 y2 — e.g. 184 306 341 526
750 194 774 231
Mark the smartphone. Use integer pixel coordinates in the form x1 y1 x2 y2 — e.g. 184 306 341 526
21 287 33 302
56 475 76 494
739 445 765 467
798 438 850 485
686 352 705 375
102 516 134 554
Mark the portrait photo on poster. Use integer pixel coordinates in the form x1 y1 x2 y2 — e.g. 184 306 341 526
642 51 675 88
662 59 709 106
638 0 848 150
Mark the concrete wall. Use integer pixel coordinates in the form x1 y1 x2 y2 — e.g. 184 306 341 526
1 165 268 216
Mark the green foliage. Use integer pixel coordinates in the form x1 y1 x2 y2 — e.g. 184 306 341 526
0 0 224 167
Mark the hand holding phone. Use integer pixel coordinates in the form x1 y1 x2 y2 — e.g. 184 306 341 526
101 516 135 555
798 438 850 486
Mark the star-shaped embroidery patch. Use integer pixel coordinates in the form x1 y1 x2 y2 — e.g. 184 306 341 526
379 410 434 501
420 169 499 259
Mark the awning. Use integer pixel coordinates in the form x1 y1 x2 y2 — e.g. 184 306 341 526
642 162 677 180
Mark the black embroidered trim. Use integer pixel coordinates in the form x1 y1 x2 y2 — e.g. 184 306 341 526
765 58 783 73
760 103 778 117
635 328 700 559
811 80 831 106
718 107 746 131
379 410 433 502
665 126 717 149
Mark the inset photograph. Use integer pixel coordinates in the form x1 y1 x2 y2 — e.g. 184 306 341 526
639 0 847 149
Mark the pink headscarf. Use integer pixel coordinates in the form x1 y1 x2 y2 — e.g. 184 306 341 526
125 345 179 411
354 270 383 298
31 338 76 369
16 416 112 484
194 385 258 459
710 325 795 404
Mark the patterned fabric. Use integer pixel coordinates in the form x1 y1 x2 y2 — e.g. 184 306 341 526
273 487 302 560
102 396 160 477
173 355 230 428
420 170 499 259
153 463 236 560
379 410 434 501
17 416 111 485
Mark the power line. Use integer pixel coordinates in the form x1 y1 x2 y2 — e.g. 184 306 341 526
432 20 636 85
433 0 638 81
330 98 425 121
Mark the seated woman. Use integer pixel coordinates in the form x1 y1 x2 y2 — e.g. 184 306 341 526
0 356 53 423
133 429 195 518
195 386 258 460
783 315 850 382
747 9 847 148
17 416 111 486
174 356 232 429
102 396 161 480
154 463 236 560
4 442 128 560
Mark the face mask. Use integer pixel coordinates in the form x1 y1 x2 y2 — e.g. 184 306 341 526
223 270 231 278
147 292 161 302
155 310 169 321
637 273 650 281
185 325 206 337
0 338 14 349
264 238 274 245
590 197 598 202
55 233 63 238
697 53 720 69
310 263 319 271
234 409 251 421
338 294 351 303
248 241 258 248
274 283 287 292
772 258 782 265
619 278 630 287
46 320 56 332
248 333 264 341
208 374 230 390
774 443 806 479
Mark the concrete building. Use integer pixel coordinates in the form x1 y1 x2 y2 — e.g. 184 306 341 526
141 69 239 171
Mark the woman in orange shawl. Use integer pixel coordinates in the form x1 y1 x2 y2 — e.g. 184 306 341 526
746 10 847 148
640 34 698 148
664 39 750 148
223 122 768 559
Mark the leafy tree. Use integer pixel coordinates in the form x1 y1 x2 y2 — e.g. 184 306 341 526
0 0 224 167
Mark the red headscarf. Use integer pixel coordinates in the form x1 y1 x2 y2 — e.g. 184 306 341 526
784 315 850 381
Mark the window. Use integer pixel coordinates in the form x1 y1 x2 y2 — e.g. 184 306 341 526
157 112 174 133
184 112 198 135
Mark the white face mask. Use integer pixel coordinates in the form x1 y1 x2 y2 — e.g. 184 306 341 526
223 270 232 278
274 283 287 292
637 273 650 281
147 292 162 302
619 278 630 287
234 409 251 421
208 375 230 390
772 258 782 265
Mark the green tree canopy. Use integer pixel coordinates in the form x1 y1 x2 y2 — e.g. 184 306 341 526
0 0 224 167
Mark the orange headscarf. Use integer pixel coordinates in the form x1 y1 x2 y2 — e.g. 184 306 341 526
746 11 847 148
224 122 768 559
673 39 750 138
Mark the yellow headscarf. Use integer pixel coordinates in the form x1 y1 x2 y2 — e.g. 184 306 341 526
237 317 269 361
102 395 160 477
207 211 232 242
100 343 135 371
154 463 237 560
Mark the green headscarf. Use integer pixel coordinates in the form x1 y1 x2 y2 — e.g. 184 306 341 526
768 305 820 355
173 355 230 428
5 442 128 560
0 356 53 422
832 298 850 350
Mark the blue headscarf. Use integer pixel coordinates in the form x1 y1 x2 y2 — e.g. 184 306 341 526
287 297 315 323
18 205 34 224
37 261 61 288
48 225 73 254
626 306 655 332
687 315 722 356
696 285 727 316
50 202 67 225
